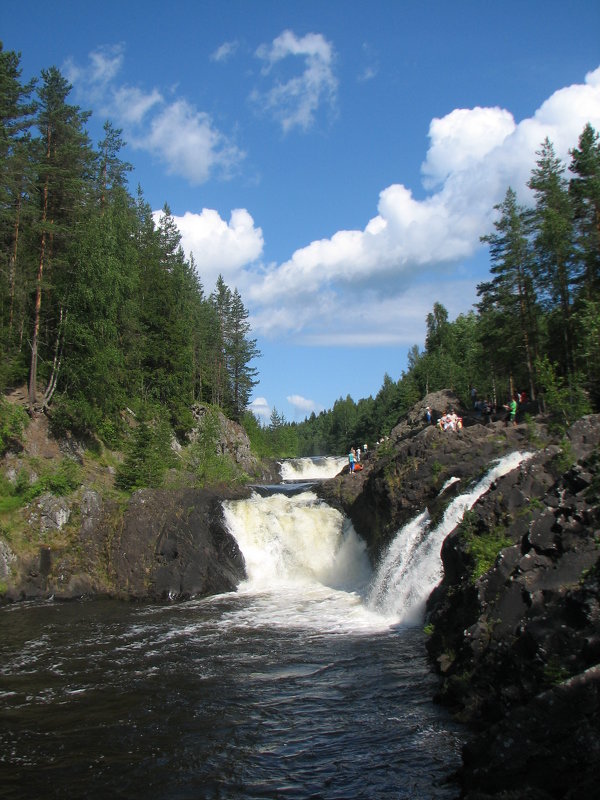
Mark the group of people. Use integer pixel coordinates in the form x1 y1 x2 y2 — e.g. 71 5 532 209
436 410 463 432
348 444 368 474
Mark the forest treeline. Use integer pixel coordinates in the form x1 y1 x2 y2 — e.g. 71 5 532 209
268 124 600 457
0 44 259 445
2 42 599 467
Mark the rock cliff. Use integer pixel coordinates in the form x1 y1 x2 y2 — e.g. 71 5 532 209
319 403 600 799
426 415 600 799
2 485 250 602
0 399 259 602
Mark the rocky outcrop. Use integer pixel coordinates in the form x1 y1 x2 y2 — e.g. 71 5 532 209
319 399 600 798
189 403 280 482
424 415 600 798
318 404 532 561
3 485 250 602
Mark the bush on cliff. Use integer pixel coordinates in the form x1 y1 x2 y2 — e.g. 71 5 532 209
115 409 176 492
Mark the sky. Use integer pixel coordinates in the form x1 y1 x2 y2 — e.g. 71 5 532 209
4 1 600 424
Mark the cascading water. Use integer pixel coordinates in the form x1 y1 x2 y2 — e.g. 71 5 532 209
224 451 531 631
278 455 348 482
0 452 529 799
368 450 532 624
222 489 390 633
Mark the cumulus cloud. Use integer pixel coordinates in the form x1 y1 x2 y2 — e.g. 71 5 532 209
135 99 244 184
161 208 264 291
67 46 244 184
253 29 338 132
112 84 163 126
247 65 600 344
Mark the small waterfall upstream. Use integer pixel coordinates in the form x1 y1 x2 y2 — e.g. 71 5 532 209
224 451 532 630
278 455 348 482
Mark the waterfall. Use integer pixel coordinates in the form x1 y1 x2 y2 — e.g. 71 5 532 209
367 450 532 625
278 455 347 481
222 450 531 632
222 489 391 633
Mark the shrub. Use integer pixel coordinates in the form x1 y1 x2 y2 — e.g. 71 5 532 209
0 398 28 455
115 409 177 492
186 406 241 486
459 512 513 582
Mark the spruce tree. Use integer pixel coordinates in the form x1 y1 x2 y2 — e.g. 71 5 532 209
227 288 260 421
528 137 575 378
478 187 539 398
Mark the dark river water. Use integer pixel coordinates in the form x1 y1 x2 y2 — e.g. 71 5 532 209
0 596 463 800
0 457 495 800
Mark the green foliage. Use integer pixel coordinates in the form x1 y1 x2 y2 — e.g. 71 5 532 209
0 398 28 454
459 511 513 582
542 656 570 687
44 457 81 496
0 456 81 513
552 438 576 474
431 460 444 484
115 409 177 492
535 355 591 430
185 407 240 485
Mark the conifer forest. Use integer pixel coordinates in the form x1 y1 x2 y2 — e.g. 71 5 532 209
1 43 599 461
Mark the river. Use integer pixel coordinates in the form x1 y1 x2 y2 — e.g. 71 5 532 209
0 454 527 799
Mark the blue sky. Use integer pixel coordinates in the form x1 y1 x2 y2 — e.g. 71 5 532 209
4 1 600 423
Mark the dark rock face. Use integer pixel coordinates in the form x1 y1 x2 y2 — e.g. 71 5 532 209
320 402 600 798
4 486 249 602
424 416 600 798
106 487 248 600
318 408 531 563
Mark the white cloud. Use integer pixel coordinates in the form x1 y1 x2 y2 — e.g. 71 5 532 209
211 40 239 62
67 46 244 184
247 65 600 344
136 99 244 184
253 29 338 132
248 396 271 422
421 106 515 189
165 208 263 291
64 44 124 89
287 394 318 414
112 85 163 125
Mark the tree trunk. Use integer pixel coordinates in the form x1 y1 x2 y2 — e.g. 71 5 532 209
29 163 50 408
7 192 22 337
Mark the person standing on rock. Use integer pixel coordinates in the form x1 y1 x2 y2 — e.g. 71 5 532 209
504 396 517 426
348 448 355 475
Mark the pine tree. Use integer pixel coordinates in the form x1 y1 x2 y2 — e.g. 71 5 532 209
568 123 600 404
478 187 539 398
210 275 232 410
0 44 37 369
28 66 94 408
528 137 575 378
569 123 600 299
227 288 260 421
96 120 132 209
